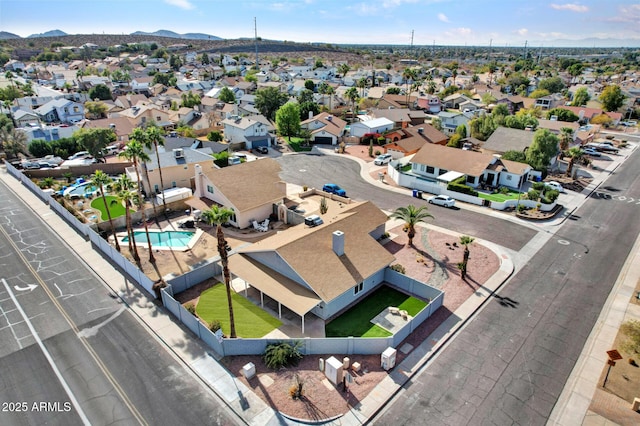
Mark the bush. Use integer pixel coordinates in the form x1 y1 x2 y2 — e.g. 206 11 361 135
448 176 479 197
185 302 196 315
532 181 546 191
374 150 381 156
517 204 527 212
527 189 540 201
499 186 509 195
263 341 304 370
208 319 222 332
390 264 406 274
543 189 559 203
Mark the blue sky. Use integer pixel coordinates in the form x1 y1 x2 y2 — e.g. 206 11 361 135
1 0 639 46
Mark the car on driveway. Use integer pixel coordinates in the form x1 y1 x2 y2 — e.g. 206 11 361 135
545 181 566 193
322 183 346 197
254 146 269 154
374 153 393 165
304 215 324 227
427 195 456 208
583 148 601 157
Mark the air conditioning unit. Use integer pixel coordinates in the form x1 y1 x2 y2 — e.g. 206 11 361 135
173 148 184 158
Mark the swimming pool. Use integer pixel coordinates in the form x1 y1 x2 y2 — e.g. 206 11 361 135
123 231 195 248
63 182 98 197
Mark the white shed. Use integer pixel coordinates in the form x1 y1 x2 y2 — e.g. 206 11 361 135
156 187 192 205
349 117 394 138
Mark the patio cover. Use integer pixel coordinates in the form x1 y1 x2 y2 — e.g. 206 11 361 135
228 254 321 317
437 170 464 182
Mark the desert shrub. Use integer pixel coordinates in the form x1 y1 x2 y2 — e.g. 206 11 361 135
263 341 304 370
532 181 546 191
208 319 222 332
620 319 640 355
527 189 540 201
499 186 509 194
390 264 406 274
543 189 559 203
517 204 527 212
185 302 196 315
374 150 381 156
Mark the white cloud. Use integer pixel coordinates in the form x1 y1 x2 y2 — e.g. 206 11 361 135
517 28 528 36
165 0 194 10
348 3 380 15
382 0 420 8
437 13 450 23
550 3 589 13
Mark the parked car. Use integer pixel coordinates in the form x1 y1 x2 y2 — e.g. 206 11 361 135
304 215 324 227
21 161 41 170
254 146 268 154
583 148 601 157
545 181 566 193
322 183 346 197
374 153 392 165
427 195 456 208
68 151 91 160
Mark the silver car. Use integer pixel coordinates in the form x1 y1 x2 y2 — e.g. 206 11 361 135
427 195 456 208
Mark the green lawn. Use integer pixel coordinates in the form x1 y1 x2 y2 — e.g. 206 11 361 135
478 191 522 202
286 137 313 152
196 283 282 338
90 196 131 220
325 286 428 338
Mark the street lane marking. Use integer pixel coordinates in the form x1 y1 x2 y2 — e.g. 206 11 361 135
78 306 125 338
1 278 91 426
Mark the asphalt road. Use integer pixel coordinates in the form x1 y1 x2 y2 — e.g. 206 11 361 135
0 180 243 426
371 148 640 425
276 153 537 251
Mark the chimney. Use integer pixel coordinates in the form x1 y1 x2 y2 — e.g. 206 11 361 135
309 110 314 119
332 230 344 256
418 127 424 134
327 115 333 122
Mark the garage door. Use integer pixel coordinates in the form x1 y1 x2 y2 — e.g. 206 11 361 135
251 139 269 147
312 136 333 145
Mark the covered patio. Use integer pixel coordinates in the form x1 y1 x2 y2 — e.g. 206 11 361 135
227 255 322 335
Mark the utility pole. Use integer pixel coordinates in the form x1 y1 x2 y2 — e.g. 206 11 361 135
254 17 259 70
410 30 414 57
523 40 528 59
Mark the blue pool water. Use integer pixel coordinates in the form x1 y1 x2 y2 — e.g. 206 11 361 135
63 182 97 197
123 231 195 247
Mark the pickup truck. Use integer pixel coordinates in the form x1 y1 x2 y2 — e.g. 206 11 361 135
322 183 347 197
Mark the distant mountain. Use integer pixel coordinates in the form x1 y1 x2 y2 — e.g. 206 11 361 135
0 31 21 39
28 29 68 38
130 29 222 41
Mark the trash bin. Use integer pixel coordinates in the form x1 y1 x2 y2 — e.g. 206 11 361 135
417 191 423 199
412 189 418 198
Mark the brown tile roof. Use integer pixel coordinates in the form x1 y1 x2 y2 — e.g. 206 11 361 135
301 112 347 137
202 158 285 213
369 108 412 124
412 142 497 176
499 158 530 175
240 201 394 303
403 125 448 144
537 119 580 132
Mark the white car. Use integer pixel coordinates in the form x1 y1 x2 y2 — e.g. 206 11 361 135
374 154 393 165
427 195 456 208
68 151 91 160
583 148 601 157
545 181 566 193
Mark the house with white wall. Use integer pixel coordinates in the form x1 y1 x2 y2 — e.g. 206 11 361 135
349 117 394 138
221 114 274 149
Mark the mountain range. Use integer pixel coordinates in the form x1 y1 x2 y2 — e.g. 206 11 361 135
0 29 222 41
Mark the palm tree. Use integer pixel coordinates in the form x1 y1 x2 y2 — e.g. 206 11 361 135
92 170 120 252
143 125 168 216
389 205 433 246
338 63 350 79
0 128 27 159
357 77 367 98
128 128 158 219
403 67 417 107
119 140 155 264
558 127 573 159
114 174 138 261
344 87 359 117
565 146 583 178
201 206 237 339
458 235 475 279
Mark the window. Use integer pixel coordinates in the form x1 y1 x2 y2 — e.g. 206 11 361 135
207 185 214 194
354 282 363 295
141 117 146 124
426 166 435 174
506 175 512 181
466 176 476 184
171 181 177 188
438 169 448 175
73 106 79 113
156 116 161 121
154 184 159 193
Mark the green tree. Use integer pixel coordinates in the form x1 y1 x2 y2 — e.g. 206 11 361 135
119 139 155 263
565 146 583 178
386 87 401 95
180 92 201 108
559 127 574 155
458 235 475 279
526 129 559 172
529 89 550 99
431 117 442 131
143 125 168 214
344 87 359 115
200 206 237 339
84 100 108 119
88 84 112 101
571 87 590 107
599 85 625 112
447 133 462 148
537 76 564 94
92 170 120 252
357 77 367 97
0 128 27 159
546 108 579 122
255 86 288 121
74 128 116 161
28 139 52 157
304 80 315 92
389 205 433 246
276 102 301 141
501 150 526 162
207 130 223 142
218 87 235 104
402 68 417 106
455 124 467 138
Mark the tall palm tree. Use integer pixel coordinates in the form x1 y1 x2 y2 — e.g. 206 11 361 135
128 128 158 219
344 87 359 117
338 63 350 79
119 140 155 264
143 125 168 216
458 235 475 279
201 206 237 339
92 170 120 252
114 174 138 261
357 77 367 98
389 205 433 246
325 85 335 111
558 127 573 159
565 146 583 178
402 67 417 107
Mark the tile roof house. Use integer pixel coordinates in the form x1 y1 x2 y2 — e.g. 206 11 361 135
34 98 85 124
81 117 134 144
233 200 395 323
300 112 347 145
383 125 448 157
416 95 442 113
537 119 580 136
556 105 623 124
193 158 286 229
411 142 531 189
437 111 470 136
13 109 40 128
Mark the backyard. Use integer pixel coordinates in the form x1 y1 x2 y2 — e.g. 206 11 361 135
90 195 130 220
286 137 313 152
325 285 428 337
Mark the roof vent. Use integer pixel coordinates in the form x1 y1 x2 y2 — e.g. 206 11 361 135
418 127 424 134
327 115 333 121
173 148 184 158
